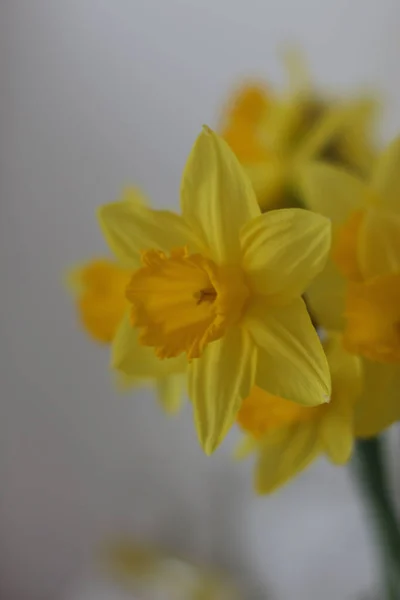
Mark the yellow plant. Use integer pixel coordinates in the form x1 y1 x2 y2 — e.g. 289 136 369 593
67 192 186 415
98 127 332 454
220 53 376 211
237 332 362 493
301 135 400 436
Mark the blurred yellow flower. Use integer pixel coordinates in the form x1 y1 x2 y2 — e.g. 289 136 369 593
104 539 242 598
301 136 400 435
98 127 331 454
68 194 186 415
302 135 400 364
220 53 376 211
237 333 362 494
69 258 131 344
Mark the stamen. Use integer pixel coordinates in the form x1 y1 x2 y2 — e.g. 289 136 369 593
195 287 217 305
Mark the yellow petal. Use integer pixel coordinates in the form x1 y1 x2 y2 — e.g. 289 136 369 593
244 161 286 211
343 275 400 363
282 46 311 96
255 422 321 494
121 187 148 207
297 103 371 164
241 208 331 301
181 127 259 263
156 374 186 415
245 297 330 406
371 135 400 212
333 97 377 175
67 259 131 344
305 259 346 331
355 361 400 438
189 325 257 455
299 162 367 224
358 207 400 278
325 333 363 399
319 408 353 465
234 435 260 460
98 200 199 269
112 314 186 378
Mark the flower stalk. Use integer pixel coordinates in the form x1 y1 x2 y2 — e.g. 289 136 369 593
355 437 400 598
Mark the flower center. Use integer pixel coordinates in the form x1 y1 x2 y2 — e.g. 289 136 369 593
126 247 249 360
344 274 400 363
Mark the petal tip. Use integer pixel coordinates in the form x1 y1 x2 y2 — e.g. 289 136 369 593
203 437 220 456
201 124 214 136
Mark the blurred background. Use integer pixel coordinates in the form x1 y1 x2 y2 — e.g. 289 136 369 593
1 1 400 598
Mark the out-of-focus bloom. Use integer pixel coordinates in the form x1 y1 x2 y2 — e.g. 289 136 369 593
98 127 331 454
104 539 243 598
220 53 376 211
237 333 362 494
68 194 186 415
301 136 400 435
69 258 131 344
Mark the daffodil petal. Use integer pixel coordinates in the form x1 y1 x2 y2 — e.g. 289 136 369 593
306 259 346 331
241 208 331 302
98 200 199 269
234 435 260 460
320 408 354 465
120 187 148 207
358 207 400 278
181 127 260 263
255 423 320 494
355 361 400 438
156 374 186 415
112 314 186 378
189 326 257 455
371 135 400 212
246 297 330 406
297 103 370 164
325 333 363 398
299 162 367 224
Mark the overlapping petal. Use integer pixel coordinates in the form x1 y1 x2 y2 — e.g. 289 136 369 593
245 298 330 406
189 325 257 455
255 422 320 494
241 208 330 302
112 314 186 378
319 408 353 465
355 361 400 438
156 374 186 415
305 260 346 331
371 135 400 212
358 208 400 278
300 163 367 224
98 199 199 268
181 127 259 263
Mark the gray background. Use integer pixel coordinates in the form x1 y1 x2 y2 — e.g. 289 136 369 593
1 1 400 598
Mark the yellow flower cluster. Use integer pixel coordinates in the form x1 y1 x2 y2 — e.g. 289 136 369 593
68 55 400 494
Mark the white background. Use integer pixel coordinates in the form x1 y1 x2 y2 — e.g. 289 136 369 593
1 1 400 599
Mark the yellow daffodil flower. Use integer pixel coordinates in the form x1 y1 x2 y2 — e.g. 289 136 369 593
237 333 362 494
98 127 332 454
68 193 186 414
220 53 376 211
301 136 400 435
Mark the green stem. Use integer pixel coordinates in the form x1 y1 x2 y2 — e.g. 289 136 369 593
355 437 400 597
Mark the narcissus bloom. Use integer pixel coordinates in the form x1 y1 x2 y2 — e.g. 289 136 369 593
68 194 186 414
301 136 400 435
98 127 331 454
220 54 376 211
302 136 400 364
237 333 362 494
